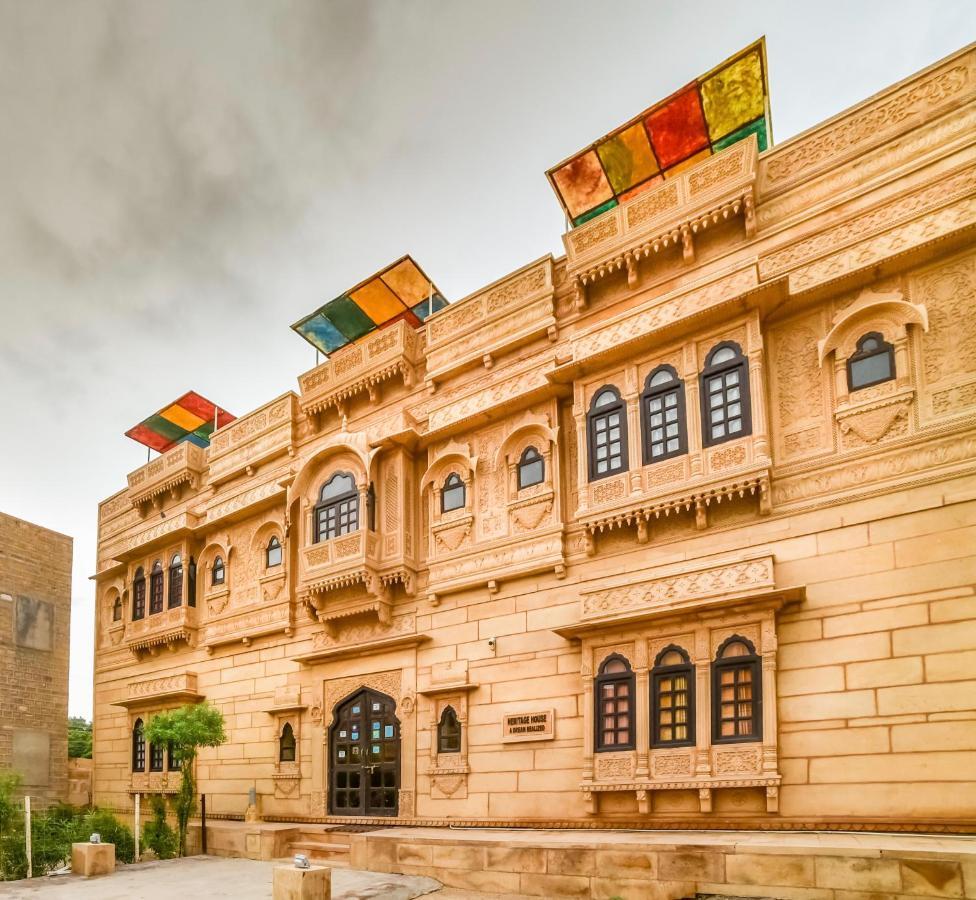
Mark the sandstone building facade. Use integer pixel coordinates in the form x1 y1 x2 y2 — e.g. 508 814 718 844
93 44 976 833
0 512 72 806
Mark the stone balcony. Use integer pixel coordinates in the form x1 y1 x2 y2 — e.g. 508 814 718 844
126 442 206 514
298 529 403 634
111 672 203 709
125 604 198 657
207 393 297 486
562 135 759 308
298 319 424 420
424 256 556 385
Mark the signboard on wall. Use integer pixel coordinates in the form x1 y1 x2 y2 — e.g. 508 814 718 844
502 709 556 743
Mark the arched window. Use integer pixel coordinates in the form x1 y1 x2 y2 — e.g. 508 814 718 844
587 387 628 481
149 740 164 773
701 342 751 447
315 472 359 542
168 553 183 608
848 332 895 391
595 654 635 751
441 473 466 513
212 556 225 586
132 567 146 621
712 635 762 743
112 596 123 622
132 719 145 772
641 366 688 463
279 723 296 763
266 536 282 568
651 646 695 747
437 706 462 754
517 446 545 490
167 742 178 771
187 556 196 608
149 561 164 615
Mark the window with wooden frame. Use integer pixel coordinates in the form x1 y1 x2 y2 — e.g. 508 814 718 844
132 719 145 772
112 596 123 622
595 654 635 751
149 561 164 615
700 342 751 447
314 472 359 542
168 553 183 608
440 473 466 513
149 740 164 773
517 446 545 490
212 555 225 586
132 567 146 621
587 386 628 481
847 332 895 391
279 722 297 762
712 635 762 743
187 557 196 607
641 365 688 463
651 645 695 747
437 706 462 754
266 536 283 568
167 742 178 770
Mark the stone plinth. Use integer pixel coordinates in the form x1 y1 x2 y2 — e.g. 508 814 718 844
273 863 331 900
71 841 115 877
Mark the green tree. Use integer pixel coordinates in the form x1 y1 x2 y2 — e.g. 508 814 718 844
144 704 225 856
67 717 92 759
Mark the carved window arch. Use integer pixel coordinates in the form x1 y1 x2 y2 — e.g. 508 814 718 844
587 386 628 481
848 331 895 391
712 635 762 743
651 645 695 748
212 555 225 586
517 446 545 490
441 472 466 513
266 536 283 569
279 722 297 762
595 654 635 751
315 472 359 542
149 561 164 615
132 567 146 621
437 705 462 754
168 553 183 608
112 594 123 622
132 718 145 772
700 341 751 446
641 365 688 463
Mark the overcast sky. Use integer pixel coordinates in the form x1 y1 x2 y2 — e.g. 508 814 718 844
0 1 970 719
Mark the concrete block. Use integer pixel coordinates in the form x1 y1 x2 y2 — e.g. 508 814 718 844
71 842 115 877
272 863 331 900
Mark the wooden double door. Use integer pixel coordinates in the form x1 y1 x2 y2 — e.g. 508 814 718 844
329 689 400 816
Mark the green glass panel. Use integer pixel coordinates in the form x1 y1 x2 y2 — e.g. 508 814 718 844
322 295 376 341
573 197 618 228
712 115 768 153
144 414 187 442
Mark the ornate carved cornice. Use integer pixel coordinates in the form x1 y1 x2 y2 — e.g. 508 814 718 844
125 606 198 657
111 672 203 708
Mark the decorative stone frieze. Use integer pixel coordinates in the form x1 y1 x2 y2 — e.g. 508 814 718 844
111 672 203 709
207 393 297 485
202 601 294 653
298 320 424 418
127 443 206 513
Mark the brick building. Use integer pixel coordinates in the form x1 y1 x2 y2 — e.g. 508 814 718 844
0 513 72 805
91 39 976 880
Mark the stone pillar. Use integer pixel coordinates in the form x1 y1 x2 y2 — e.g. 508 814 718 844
635 669 650 778
761 624 779 775
574 413 588 513
624 390 642 494
684 347 704 478
581 658 595 785
749 346 771 464
695 628 712 778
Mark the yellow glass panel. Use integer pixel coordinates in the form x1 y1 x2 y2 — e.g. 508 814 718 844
675 676 687 689
381 258 431 308
721 721 735 736
675 709 686 723
700 49 765 142
661 727 672 740
721 670 735 684
161 404 206 432
675 725 687 739
350 279 405 325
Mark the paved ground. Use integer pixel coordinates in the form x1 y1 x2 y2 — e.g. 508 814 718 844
0 856 443 899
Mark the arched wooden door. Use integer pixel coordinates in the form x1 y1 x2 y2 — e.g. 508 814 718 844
329 688 400 816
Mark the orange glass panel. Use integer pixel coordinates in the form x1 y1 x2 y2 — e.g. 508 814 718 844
646 85 710 169
551 151 614 219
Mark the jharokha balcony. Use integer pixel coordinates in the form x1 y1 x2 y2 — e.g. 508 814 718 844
125 603 198 658
126 441 206 516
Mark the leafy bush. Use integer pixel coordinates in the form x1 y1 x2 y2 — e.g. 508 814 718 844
141 795 177 860
68 717 93 759
0 770 134 880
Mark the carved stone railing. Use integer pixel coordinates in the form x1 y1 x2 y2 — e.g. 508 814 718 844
424 257 556 384
112 672 203 709
298 530 402 633
562 136 758 306
298 320 424 418
202 600 293 653
115 511 198 561
127 443 206 511
207 393 296 485
125 605 198 657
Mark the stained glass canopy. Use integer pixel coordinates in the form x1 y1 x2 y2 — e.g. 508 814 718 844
126 391 236 453
547 38 771 227
292 255 448 356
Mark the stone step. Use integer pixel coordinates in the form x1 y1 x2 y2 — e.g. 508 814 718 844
289 839 352 854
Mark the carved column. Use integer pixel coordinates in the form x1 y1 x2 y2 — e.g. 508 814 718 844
625 391 641 494
635 668 650 778
684 345 704 478
694 628 711 777
574 412 589 513
581 650 595 785
761 621 779 775
749 346 771 464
